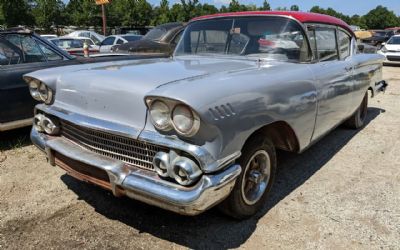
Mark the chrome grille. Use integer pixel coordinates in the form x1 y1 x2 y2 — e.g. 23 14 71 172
60 120 166 171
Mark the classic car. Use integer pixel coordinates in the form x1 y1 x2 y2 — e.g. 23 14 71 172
25 11 387 218
0 29 169 132
111 22 184 56
378 35 400 64
362 30 395 48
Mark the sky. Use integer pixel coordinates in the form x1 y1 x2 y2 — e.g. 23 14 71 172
62 0 400 16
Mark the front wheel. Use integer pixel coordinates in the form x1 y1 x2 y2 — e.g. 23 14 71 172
219 136 277 219
344 92 368 129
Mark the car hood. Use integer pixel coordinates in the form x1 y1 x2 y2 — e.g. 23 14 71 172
25 56 258 134
384 44 400 51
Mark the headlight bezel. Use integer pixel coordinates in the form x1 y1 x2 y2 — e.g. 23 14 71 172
146 97 201 137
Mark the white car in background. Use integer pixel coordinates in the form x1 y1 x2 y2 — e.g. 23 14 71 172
66 30 105 46
99 34 142 53
378 35 400 64
40 34 58 40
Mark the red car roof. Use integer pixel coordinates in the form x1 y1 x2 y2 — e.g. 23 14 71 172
191 11 354 36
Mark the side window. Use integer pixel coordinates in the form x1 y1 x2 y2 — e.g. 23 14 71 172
102 37 115 46
171 31 183 45
5 34 46 63
0 41 21 65
37 41 63 61
314 28 338 62
116 39 124 45
338 30 351 59
307 28 317 59
90 35 101 45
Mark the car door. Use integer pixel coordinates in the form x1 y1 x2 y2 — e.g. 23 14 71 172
99 37 115 53
0 34 65 127
307 25 355 141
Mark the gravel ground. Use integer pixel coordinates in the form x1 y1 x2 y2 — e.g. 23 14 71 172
0 67 399 250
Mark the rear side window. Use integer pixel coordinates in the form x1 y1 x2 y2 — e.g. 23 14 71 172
0 40 21 65
313 28 338 61
5 34 46 63
338 30 351 59
37 41 63 61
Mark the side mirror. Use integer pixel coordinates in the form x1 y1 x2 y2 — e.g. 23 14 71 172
357 44 365 52
381 42 386 46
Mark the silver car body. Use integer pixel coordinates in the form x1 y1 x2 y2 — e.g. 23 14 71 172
25 12 387 215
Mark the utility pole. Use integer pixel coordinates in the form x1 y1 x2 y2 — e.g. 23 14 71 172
95 0 109 36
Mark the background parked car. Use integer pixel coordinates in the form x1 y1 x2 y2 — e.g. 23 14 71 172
99 34 142 53
111 22 185 56
40 34 58 40
49 37 99 55
378 35 400 64
362 30 395 48
65 30 105 46
0 29 170 132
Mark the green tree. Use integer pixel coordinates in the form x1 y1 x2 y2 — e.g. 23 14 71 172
169 3 184 22
258 0 270 11
364 5 400 29
33 0 65 32
180 0 200 21
65 0 100 27
0 0 34 27
0 3 4 26
349 15 367 29
198 3 218 16
310 6 350 24
152 0 170 25
290 5 299 11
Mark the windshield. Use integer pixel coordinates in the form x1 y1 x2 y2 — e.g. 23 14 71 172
175 16 310 62
144 28 166 41
388 36 400 44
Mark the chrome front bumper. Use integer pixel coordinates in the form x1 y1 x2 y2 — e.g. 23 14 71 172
31 128 241 215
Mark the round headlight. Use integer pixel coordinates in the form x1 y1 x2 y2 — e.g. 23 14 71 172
38 83 54 104
29 80 41 101
149 100 171 130
172 105 200 136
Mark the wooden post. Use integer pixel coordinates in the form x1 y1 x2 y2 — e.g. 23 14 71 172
101 4 107 36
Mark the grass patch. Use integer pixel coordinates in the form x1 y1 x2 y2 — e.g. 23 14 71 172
0 127 32 151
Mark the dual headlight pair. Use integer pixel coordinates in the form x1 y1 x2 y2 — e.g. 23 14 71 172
147 98 200 137
27 79 54 105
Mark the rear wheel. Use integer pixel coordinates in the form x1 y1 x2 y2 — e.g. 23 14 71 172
344 92 368 129
219 136 277 219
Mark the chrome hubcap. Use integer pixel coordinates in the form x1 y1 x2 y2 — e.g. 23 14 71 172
241 150 271 205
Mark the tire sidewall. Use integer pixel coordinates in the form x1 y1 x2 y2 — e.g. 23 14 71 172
229 137 277 218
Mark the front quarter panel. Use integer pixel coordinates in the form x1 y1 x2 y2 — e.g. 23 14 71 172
144 61 318 170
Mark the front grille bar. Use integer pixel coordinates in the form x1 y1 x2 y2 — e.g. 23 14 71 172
60 120 167 171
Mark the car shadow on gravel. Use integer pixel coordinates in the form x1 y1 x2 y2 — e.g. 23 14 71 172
61 107 385 249
0 127 32 151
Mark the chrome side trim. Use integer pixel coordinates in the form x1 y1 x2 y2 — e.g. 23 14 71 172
0 118 32 132
31 129 241 215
